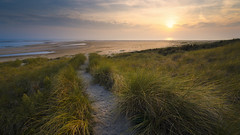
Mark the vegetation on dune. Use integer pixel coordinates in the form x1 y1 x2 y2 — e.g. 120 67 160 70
88 53 124 91
119 72 222 135
0 57 67 134
133 39 240 56
69 54 86 69
1 39 240 135
88 39 240 134
0 54 92 135
33 65 92 135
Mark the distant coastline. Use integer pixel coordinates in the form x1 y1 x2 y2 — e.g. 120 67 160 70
0 40 217 62
0 40 49 48
0 39 81 48
0 51 55 58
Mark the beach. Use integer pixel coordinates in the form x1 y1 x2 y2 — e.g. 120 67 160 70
1 39 239 135
0 40 214 62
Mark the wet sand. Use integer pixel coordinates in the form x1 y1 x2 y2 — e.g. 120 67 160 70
0 40 213 62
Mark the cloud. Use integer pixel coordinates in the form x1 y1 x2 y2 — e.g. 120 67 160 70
178 21 240 29
227 22 240 27
1 0 239 25
0 0 239 39
0 12 141 30
177 22 217 29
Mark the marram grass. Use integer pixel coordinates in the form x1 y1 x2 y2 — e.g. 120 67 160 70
118 72 222 135
89 39 240 134
0 54 93 135
37 65 93 135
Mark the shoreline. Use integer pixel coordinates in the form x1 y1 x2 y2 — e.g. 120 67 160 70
0 40 215 62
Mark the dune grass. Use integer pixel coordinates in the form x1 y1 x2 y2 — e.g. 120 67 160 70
0 54 92 135
32 65 92 135
118 72 223 135
88 53 120 90
88 39 240 134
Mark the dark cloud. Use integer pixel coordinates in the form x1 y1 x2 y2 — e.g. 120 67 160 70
0 0 139 15
232 2 240 8
0 0 139 26
227 22 240 27
0 12 139 29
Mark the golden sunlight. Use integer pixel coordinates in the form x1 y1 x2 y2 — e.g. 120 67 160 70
166 37 173 40
166 20 175 28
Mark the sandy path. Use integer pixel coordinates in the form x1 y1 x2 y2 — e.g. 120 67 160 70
78 54 131 135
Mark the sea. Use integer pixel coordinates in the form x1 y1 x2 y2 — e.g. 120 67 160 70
0 39 66 57
0 39 214 58
0 39 59 48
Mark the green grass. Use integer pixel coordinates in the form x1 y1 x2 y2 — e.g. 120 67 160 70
1 39 239 135
88 39 240 134
0 58 67 134
32 65 92 135
0 54 92 135
118 72 222 134
88 53 121 91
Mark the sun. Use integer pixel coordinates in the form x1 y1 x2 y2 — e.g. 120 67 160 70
166 23 174 28
166 20 175 28
166 37 173 40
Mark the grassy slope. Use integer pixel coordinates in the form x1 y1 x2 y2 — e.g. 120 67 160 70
0 54 93 135
88 39 240 134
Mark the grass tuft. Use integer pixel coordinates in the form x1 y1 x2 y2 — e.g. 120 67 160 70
118 71 222 134
88 39 240 134
0 54 93 135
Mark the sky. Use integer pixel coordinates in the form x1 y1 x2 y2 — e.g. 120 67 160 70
0 0 240 40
